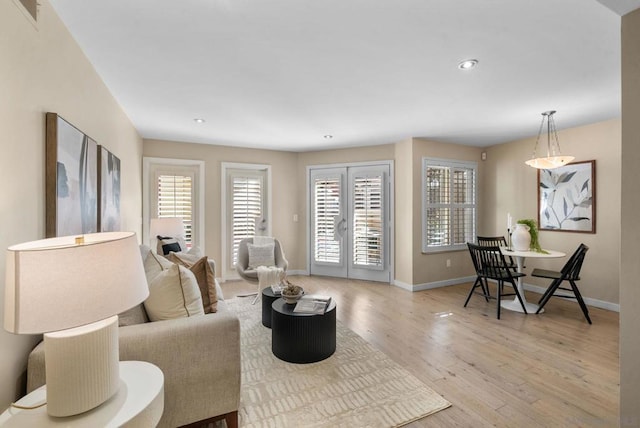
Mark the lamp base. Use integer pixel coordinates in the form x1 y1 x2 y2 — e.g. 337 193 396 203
43 316 120 417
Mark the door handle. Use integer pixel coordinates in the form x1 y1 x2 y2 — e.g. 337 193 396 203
334 216 347 240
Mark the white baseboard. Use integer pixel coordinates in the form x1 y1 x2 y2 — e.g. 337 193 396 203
393 276 476 292
522 282 619 312
393 277 619 313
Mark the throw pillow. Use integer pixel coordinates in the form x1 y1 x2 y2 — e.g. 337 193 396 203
156 235 182 255
247 243 275 269
167 253 218 313
143 248 174 284
168 251 200 265
144 264 205 321
187 246 203 258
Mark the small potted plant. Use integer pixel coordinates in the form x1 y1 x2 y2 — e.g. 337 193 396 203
517 219 548 254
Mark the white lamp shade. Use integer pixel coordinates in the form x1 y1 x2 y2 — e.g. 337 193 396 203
4 231 148 334
525 155 575 169
149 218 184 240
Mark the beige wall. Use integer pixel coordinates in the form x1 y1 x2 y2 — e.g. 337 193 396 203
144 128 622 302
143 140 299 275
0 0 143 409
485 119 621 304
620 7 640 426
394 139 415 284
143 141 398 277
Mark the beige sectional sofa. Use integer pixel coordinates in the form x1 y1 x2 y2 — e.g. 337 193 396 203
26 246 241 428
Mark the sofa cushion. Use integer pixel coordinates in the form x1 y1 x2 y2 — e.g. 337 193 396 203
247 243 275 269
167 253 218 313
144 264 204 321
118 304 150 326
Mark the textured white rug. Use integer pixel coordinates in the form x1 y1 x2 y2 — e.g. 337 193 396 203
226 297 451 428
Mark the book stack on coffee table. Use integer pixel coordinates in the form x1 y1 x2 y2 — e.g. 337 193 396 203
293 294 332 314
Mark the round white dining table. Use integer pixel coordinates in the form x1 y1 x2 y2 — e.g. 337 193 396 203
500 248 566 314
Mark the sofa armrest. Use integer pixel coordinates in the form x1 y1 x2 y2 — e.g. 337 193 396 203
119 306 240 427
27 303 240 428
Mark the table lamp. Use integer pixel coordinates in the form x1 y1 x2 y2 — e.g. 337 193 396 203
4 231 148 417
149 217 185 251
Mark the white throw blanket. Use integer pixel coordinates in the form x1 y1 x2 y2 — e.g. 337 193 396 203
256 265 283 288
254 236 282 287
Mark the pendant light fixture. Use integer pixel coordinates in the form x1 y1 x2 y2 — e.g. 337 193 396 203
525 110 574 169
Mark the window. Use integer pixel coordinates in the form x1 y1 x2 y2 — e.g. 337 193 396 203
143 158 204 252
352 174 383 267
157 174 193 247
222 165 270 275
422 158 477 252
230 172 263 266
313 176 341 264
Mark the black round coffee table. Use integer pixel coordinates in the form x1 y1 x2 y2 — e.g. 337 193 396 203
261 287 280 328
271 298 336 364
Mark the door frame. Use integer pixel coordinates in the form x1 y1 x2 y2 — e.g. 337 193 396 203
221 162 272 281
306 160 394 283
142 157 205 252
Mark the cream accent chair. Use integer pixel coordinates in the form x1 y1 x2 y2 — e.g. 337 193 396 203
235 237 288 284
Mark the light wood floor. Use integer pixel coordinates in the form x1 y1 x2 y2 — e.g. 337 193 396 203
222 276 619 427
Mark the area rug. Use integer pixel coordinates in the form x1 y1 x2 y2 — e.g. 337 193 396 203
226 297 451 428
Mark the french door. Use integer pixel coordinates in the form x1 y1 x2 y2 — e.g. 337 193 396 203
309 163 392 282
222 163 270 279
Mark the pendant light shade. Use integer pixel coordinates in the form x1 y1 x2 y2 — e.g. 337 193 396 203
525 110 574 169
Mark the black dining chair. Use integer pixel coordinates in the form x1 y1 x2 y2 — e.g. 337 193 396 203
466 243 528 319
532 243 591 324
477 236 518 271
476 236 520 299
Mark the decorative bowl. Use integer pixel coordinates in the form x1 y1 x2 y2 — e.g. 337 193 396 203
281 283 304 304
282 291 303 304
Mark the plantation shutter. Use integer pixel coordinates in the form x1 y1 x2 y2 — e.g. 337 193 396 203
451 167 476 245
423 159 476 252
352 174 383 267
230 172 264 266
314 176 341 263
157 174 193 247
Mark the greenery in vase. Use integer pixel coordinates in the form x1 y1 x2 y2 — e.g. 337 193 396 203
517 219 549 254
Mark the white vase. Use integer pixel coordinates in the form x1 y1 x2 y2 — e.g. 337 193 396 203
512 224 531 251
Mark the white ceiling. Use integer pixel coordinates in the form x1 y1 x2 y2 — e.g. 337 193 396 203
49 0 640 152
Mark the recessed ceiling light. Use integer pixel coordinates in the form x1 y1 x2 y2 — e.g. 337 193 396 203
324 135 333 139
193 118 206 123
458 59 478 70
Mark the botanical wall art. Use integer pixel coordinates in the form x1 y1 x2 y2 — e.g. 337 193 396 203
537 160 596 233
98 146 121 232
46 113 98 237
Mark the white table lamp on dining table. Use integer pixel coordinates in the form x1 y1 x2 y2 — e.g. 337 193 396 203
4 232 149 417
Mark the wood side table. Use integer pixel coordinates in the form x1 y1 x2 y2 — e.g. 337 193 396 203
0 361 164 427
271 298 336 364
